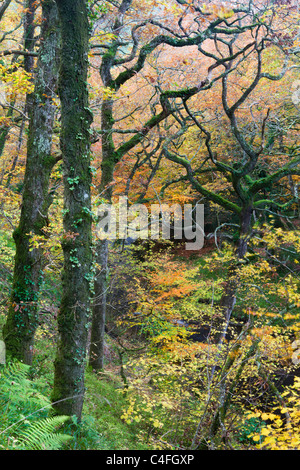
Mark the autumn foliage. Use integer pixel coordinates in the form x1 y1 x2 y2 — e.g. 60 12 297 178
0 0 299 451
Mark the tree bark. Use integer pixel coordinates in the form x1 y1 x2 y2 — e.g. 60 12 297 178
89 238 109 370
3 0 60 364
52 0 93 420
237 205 253 260
89 97 114 371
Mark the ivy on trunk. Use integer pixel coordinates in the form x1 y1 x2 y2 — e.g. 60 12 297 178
51 0 93 420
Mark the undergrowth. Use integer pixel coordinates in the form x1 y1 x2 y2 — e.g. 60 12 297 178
0 225 299 450
0 361 71 450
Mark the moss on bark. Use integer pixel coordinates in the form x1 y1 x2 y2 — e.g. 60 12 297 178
51 0 93 420
3 0 60 364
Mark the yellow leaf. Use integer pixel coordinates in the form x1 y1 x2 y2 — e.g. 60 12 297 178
280 408 289 414
261 412 279 421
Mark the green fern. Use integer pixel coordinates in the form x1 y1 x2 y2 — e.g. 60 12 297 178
0 361 73 450
0 361 49 431
17 415 72 450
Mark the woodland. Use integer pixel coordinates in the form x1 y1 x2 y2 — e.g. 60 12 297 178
0 0 299 452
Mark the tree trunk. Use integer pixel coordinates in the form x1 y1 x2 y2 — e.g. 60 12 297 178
89 98 115 371
88 8 117 369
23 0 36 74
52 0 93 420
237 205 253 260
0 99 16 159
0 0 36 166
3 0 60 364
89 238 109 370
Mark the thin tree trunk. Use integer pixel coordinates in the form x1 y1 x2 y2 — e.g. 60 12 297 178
195 338 258 450
3 0 60 364
89 98 115 371
237 205 253 260
0 99 16 160
0 0 36 163
22 0 37 135
0 0 37 188
88 23 116 370
52 0 93 420
89 238 109 370
204 204 254 447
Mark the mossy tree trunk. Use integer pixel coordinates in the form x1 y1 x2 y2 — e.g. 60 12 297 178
3 0 60 364
52 0 93 419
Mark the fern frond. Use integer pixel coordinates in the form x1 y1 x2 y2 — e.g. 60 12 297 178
18 415 72 450
0 362 73 450
0 360 49 427
0 361 30 383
